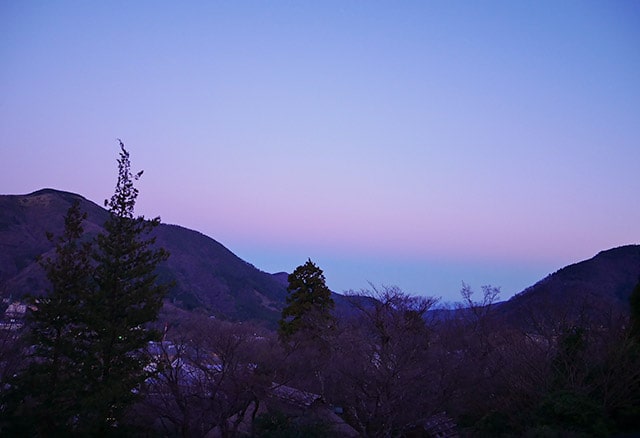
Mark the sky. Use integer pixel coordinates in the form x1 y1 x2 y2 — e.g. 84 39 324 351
2 1 639 303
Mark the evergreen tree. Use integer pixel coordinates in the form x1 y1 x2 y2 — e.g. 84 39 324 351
1 201 93 435
80 140 170 433
278 259 335 340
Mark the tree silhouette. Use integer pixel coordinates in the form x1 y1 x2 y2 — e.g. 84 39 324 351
0 201 94 435
278 259 335 340
80 140 170 434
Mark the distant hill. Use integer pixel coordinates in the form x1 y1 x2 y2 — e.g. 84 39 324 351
0 189 289 326
497 245 640 328
2 189 639 329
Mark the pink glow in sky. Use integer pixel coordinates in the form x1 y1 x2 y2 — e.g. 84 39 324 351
2 1 639 301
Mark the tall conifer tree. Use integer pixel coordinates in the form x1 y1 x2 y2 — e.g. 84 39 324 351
81 140 169 433
0 201 93 435
1 142 169 435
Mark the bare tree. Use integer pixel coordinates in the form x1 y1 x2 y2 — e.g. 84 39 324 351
134 316 273 437
329 286 439 437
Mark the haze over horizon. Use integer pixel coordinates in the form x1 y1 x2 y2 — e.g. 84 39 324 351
2 1 639 302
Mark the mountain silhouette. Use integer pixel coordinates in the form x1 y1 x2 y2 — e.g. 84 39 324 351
496 245 640 329
0 189 287 326
1 189 638 328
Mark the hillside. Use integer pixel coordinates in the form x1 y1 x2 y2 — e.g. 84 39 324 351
0 189 288 325
497 245 640 328
2 189 639 329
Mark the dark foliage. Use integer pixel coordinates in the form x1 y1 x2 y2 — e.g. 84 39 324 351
78 141 169 433
1 201 94 435
630 278 640 340
254 410 333 437
0 142 169 436
278 259 335 340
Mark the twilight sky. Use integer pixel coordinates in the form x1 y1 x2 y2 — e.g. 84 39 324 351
2 1 639 302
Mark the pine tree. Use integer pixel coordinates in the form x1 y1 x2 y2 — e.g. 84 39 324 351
0 201 94 435
80 140 170 433
0 142 169 435
278 259 335 340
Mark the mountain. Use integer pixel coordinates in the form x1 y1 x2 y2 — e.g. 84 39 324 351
0 189 288 326
2 189 639 329
497 245 640 328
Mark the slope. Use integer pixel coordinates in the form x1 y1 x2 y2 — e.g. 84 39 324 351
498 245 640 328
0 189 288 325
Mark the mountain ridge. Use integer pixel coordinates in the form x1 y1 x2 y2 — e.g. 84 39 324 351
1 189 639 328
495 244 640 328
0 188 289 326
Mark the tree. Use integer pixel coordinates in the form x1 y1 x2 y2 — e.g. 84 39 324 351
278 259 335 341
276 260 336 399
331 286 439 437
0 201 94 435
133 317 272 437
80 140 170 433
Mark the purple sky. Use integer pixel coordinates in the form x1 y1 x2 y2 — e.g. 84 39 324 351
2 1 639 302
